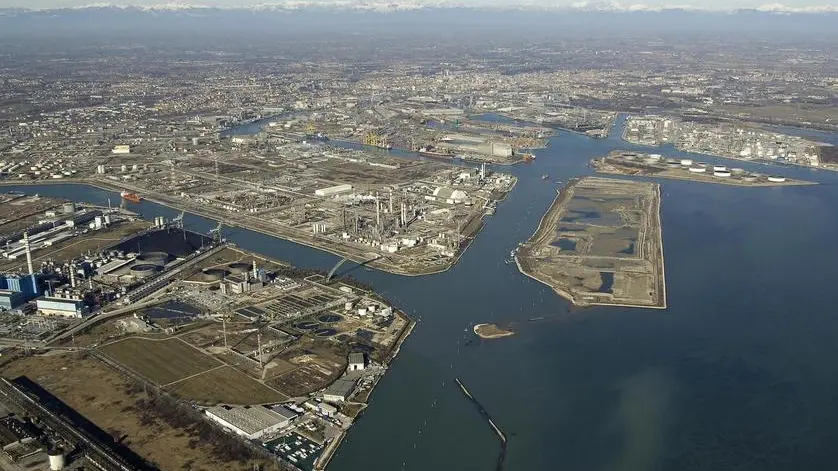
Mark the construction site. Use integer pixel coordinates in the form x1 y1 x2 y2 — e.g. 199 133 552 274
516 177 666 309
0 210 414 471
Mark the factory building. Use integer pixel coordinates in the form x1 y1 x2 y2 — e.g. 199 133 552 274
35 297 87 318
0 290 26 311
111 145 131 154
315 184 353 197
205 404 296 440
323 377 357 404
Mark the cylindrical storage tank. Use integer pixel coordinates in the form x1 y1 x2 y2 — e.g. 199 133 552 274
130 264 160 278
228 262 251 274
680 159 693 166
714 171 732 177
731 168 745 174
689 167 706 173
62 202 76 214
649 154 662 160
344 301 354 311
48 451 65 471
767 176 787 183
104 215 111 225
94 216 103 229
137 251 171 266
358 308 368 316
201 268 228 281
713 165 727 172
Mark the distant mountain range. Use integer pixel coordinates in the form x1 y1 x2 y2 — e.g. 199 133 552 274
1 3 835 38
2 2 838 14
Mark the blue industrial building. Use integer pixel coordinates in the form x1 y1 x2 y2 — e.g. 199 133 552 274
0 290 26 311
2 274 40 299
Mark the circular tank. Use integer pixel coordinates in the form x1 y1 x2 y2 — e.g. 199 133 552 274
315 328 337 337
201 268 228 281
318 314 343 323
295 321 319 330
137 251 171 266
714 171 732 178
228 262 251 274
62 202 76 214
130 264 161 278
688 167 706 173
767 176 787 183
48 451 65 471
680 159 693 166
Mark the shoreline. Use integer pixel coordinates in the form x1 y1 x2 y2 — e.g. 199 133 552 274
515 178 667 310
316 316 416 470
472 323 515 339
594 166 818 187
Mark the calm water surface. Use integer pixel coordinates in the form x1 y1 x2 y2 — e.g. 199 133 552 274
9 120 838 471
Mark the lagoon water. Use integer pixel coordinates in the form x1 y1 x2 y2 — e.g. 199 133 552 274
10 119 838 471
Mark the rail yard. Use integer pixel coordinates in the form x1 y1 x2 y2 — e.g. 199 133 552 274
516 177 666 309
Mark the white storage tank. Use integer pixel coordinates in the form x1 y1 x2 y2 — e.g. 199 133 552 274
344 301 354 311
688 167 706 173
48 451 65 471
713 165 727 172
714 170 732 177
680 159 693 166
767 176 787 183
357 308 368 316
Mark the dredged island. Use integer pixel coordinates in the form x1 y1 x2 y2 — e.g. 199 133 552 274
516 177 666 309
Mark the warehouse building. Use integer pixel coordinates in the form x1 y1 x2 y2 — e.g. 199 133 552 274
323 377 357 404
205 405 296 440
35 297 87 318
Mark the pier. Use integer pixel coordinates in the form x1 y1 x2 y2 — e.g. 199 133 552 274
455 378 507 471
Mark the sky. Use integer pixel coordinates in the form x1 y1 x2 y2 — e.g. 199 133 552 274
0 0 834 11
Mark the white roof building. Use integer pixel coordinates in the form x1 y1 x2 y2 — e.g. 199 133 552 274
205 405 294 440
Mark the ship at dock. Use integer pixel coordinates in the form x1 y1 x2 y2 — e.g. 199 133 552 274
120 191 142 203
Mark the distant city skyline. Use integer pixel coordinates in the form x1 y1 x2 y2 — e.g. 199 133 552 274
1 0 837 12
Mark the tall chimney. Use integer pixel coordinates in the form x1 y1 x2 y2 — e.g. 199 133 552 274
23 232 34 275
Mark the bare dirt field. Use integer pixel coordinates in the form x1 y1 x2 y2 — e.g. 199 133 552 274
0 352 274 471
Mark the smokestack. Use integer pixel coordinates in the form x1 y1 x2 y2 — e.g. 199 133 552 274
23 232 34 276
252 260 258 279
375 195 381 230
69 263 77 288
401 202 407 227
389 192 393 214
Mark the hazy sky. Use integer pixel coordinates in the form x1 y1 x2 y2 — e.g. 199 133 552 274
0 0 833 10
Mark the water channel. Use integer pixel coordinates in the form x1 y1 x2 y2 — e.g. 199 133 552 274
8 117 838 471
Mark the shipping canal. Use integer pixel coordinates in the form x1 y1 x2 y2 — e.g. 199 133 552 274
6 117 838 471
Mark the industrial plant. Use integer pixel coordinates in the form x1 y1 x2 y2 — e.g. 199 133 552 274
0 191 413 471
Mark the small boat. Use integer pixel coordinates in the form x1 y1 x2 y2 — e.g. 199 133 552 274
541 174 549 180
120 190 142 203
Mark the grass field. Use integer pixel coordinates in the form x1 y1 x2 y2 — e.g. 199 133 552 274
99 337 222 386
167 366 287 405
